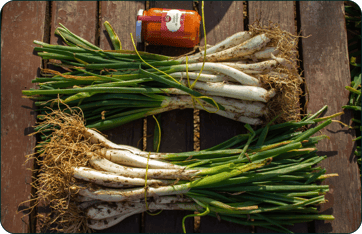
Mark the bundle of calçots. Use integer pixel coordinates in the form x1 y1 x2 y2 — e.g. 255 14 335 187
31 105 338 233
23 22 302 131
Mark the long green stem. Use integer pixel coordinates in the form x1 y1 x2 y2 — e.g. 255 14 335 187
22 87 172 96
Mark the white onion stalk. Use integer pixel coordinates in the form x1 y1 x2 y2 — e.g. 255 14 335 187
165 87 271 104
74 183 191 202
176 34 270 63
206 104 263 119
186 82 275 103
86 196 193 220
75 195 98 202
162 95 268 117
195 87 275 103
78 200 102 209
168 62 260 86
73 167 174 188
87 202 144 221
188 31 253 60
87 203 198 230
184 103 263 125
147 96 264 124
209 96 268 116
270 54 299 77
82 128 167 158
242 47 280 60
88 211 140 230
95 148 182 169
168 81 273 103
198 44 213 51
195 34 270 62
89 155 198 180
82 128 142 154
221 60 279 74
169 72 233 83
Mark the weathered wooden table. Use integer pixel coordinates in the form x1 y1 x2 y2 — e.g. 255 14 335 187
1 1 361 233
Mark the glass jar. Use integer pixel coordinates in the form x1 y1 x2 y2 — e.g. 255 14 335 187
136 8 201 48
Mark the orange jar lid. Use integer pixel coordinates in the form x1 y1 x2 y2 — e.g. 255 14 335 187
136 8 201 48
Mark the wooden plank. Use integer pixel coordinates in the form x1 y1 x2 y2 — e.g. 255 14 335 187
97 1 146 232
144 2 195 232
197 1 250 232
247 2 310 233
1 1 46 233
50 1 98 45
248 1 296 32
299 1 361 233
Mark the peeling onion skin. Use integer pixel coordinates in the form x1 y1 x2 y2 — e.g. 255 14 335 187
190 83 274 103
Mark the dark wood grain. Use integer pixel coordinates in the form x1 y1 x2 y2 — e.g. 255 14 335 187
1 1 46 233
144 2 195 232
98 1 146 232
299 1 361 233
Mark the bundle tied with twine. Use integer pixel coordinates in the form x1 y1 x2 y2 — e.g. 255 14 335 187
23 101 340 233
26 103 179 232
25 21 305 129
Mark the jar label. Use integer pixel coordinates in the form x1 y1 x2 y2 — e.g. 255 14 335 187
165 10 183 32
161 10 185 35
